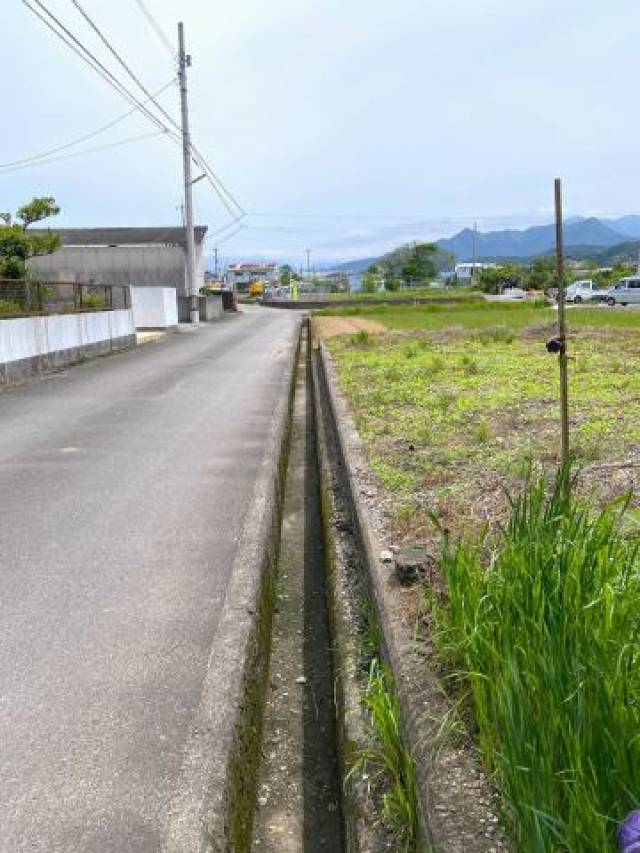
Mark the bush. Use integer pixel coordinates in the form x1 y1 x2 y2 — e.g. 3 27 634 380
0 299 22 316
434 468 640 851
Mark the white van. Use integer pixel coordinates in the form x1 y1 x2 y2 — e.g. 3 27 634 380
606 277 640 306
565 280 600 303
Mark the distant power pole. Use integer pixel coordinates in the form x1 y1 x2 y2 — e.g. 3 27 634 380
471 220 477 279
305 248 311 278
178 22 198 324
214 246 219 277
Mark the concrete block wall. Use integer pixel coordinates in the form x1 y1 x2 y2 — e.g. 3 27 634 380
0 309 136 383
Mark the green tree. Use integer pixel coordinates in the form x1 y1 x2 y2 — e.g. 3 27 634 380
361 271 379 293
477 264 523 294
279 263 293 286
17 197 60 229
0 197 61 278
527 256 555 290
400 242 437 285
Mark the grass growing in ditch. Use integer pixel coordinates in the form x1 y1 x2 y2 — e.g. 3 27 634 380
433 468 640 852
350 657 419 851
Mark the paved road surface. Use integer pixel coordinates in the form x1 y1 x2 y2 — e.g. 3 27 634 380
0 307 300 852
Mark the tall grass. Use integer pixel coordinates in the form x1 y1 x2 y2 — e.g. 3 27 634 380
350 658 419 850
434 468 640 852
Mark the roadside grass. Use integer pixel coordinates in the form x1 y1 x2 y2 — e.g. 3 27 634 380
433 468 640 852
322 287 479 302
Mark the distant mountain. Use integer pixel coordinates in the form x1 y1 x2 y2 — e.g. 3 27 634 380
330 256 380 274
608 216 640 239
565 239 640 265
437 217 625 260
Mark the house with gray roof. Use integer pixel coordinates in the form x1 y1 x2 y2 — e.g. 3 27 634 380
27 226 208 296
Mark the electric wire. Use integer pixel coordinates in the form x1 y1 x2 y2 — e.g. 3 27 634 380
131 0 174 57
0 131 165 173
67 0 246 221
69 0 183 135
22 0 179 140
0 79 176 169
22 0 246 225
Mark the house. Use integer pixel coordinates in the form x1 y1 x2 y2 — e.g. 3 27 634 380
27 227 208 296
455 262 497 282
225 262 279 293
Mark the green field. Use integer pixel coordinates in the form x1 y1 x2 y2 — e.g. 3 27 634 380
319 300 640 851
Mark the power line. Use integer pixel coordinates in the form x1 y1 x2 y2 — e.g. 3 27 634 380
21 0 245 223
131 0 174 57
0 131 165 173
69 0 182 134
68 0 246 221
0 79 175 169
22 0 178 140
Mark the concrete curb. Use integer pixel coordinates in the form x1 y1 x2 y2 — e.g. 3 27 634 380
315 340 509 853
163 317 302 853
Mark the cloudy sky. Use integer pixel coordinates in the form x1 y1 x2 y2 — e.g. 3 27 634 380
3 0 640 265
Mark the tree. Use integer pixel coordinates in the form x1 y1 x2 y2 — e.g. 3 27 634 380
279 264 293 286
17 197 60 230
527 256 555 290
400 242 437 285
361 270 379 293
0 197 61 278
476 264 523 294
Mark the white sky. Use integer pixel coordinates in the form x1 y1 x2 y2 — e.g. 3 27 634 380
3 0 640 264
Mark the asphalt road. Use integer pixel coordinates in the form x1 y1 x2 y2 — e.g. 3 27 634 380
0 306 300 852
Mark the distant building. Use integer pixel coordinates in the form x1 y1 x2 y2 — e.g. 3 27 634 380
226 262 279 292
27 227 208 296
455 262 497 282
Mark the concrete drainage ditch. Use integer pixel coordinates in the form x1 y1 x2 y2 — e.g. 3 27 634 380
245 321 422 852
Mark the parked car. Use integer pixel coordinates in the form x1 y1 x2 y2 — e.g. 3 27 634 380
606 277 640 307
564 280 606 303
501 286 526 300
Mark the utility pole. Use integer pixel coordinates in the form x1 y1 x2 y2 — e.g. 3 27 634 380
178 22 198 324
471 220 477 280
305 248 311 279
214 246 219 278
554 178 569 467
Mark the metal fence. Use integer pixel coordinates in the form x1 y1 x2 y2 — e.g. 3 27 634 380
0 280 130 317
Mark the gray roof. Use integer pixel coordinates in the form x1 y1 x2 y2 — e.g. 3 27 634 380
30 226 208 247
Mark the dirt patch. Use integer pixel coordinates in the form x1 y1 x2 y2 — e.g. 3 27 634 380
312 316 386 338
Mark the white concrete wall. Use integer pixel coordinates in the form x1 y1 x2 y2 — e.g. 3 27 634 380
0 309 135 365
130 286 178 328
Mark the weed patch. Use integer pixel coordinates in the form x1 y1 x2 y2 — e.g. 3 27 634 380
433 468 640 852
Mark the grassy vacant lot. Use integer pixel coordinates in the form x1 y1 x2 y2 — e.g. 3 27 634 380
317 301 640 852
320 302 640 538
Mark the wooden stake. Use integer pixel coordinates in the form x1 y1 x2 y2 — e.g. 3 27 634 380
554 178 570 466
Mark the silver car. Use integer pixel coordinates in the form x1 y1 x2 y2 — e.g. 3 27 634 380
607 277 640 306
